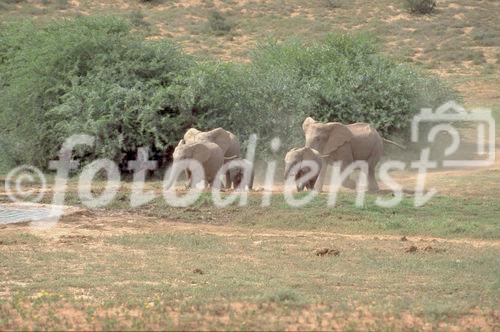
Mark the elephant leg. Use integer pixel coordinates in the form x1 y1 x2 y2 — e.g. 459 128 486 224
225 170 232 189
306 178 316 191
366 146 381 192
248 170 254 190
367 164 379 192
333 144 356 190
339 162 357 190
185 170 192 188
313 163 328 192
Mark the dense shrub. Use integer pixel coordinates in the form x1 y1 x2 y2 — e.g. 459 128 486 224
0 17 192 168
253 35 453 133
405 0 436 14
0 17 454 170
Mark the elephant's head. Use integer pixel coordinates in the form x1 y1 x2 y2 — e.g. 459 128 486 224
176 139 185 148
302 117 353 156
183 128 202 143
284 147 320 179
173 142 212 164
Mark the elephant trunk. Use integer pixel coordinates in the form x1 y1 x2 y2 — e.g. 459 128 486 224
284 162 293 180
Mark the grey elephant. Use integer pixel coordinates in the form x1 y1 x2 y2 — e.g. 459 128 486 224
302 117 384 191
172 140 224 188
284 147 322 191
183 127 240 188
227 159 254 190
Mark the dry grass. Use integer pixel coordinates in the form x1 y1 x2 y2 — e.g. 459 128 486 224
1 209 499 330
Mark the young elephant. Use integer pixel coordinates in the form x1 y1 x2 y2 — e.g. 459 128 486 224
183 127 240 188
172 141 224 188
284 147 322 191
227 159 254 190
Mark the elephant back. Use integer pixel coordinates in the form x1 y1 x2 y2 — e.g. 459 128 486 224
347 123 382 160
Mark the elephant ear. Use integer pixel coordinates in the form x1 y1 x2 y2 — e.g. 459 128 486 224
184 128 201 143
206 128 231 153
323 123 353 155
193 143 212 163
302 117 315 132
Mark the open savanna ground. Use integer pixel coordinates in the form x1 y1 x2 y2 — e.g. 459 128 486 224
1 155 500 330
0 0 498 69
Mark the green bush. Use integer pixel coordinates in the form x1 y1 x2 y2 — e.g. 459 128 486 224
405 0 436 14
0 17 455 170
0 17 192 168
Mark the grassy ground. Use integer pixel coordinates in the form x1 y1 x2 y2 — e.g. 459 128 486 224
1 176 499 329
1 193 499 330
1 0 499 330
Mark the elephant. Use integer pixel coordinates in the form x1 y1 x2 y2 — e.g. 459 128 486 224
302 117 384 191
284 147 322 191
172 140 224 188
227 159 254 190
183 127 241 188
183 127 240 159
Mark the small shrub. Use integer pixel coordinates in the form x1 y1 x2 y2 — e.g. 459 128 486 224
55 0 69 9
471 28 499 47
326 0 342 8
405 0 436 14
208 10 231 35
128 10 150 28
139 0 163 4
266 289 300 303
463 50 485 65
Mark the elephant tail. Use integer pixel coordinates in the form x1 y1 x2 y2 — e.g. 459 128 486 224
383 138 406 149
